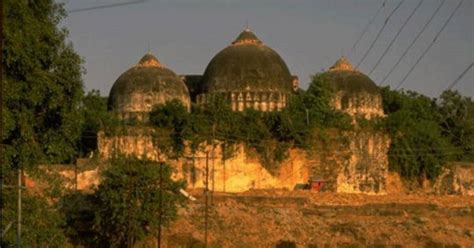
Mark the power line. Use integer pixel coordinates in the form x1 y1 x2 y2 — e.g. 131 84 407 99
68 0 147 13
444 62 474 91
380 0 446 86
356 0 406 69
347 0 387 59
368 0 425 76
395 0 464 90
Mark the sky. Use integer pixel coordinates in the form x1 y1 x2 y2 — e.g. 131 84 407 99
61 0 473 98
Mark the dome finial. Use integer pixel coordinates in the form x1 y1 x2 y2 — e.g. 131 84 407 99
137 52 162 67
245 20 250 31
232 27 262 45
329 56 355 71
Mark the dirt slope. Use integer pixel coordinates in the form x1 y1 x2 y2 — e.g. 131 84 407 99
165 190 474 248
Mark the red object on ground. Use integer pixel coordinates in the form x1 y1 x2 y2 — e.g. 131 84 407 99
22 174 36 189
309 179 325 192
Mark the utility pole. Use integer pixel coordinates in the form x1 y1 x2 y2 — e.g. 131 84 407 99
74 161 78 191
17 167 21 248
211 123 216 205
0 0 4 238
157 162 163 248
222 145 226 193
204 151 209 248
126 154 133 248
192 152 196 188
305 108 310 126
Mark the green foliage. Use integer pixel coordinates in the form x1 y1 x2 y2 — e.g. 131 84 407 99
191 96 242 160
306 73 352 129
355 116 385 131
437 90 474 161
93 157 186 247
79 90 120 155
1 189 68 247
148 75 349 173
381 87 453 179
59 192 98 248
59 158 188 248
3 0 84 166
286 75 352 134
145 74 466 183
150 100 190 157
2 1 84 246
306 74 335 117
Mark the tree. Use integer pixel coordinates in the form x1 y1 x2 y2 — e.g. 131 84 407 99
2 0 84 246
93 157 186 248
3 0 84 166
381 87 453 180
79 90 118 155
437 90 474 162
1 190 68 247
150 100 191 157
59 191 98 248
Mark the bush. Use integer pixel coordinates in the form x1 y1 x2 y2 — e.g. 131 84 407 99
92 156 186 247
148 75 350 172
381 87 455 180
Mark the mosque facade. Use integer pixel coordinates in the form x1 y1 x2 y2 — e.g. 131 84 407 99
99 28 389 194
107 28 384 119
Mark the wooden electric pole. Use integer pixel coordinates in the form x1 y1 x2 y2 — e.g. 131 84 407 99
16 167 22 248
157 162 163 248
211 123 216 205
204 151 209 247
223 144 226 193
305 108 310 126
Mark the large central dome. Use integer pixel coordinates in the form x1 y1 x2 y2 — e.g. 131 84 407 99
199 29 295 111
202 29 294 93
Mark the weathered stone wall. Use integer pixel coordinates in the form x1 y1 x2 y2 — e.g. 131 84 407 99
343 131 389 194
98 128 161 161
332 91 384 119
433 162 474 195
196 91 291 112
60 168 100 191
97 128 390 194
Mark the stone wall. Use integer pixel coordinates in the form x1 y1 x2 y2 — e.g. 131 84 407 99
60 168 100 191
332 91 384 119
98 129 160 161
307 130 390 194
196 91 291 112
433 162 474 195
97 128 390 194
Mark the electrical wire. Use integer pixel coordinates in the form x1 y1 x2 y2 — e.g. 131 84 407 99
444 62 474 91
380 0 446 86
68 0 147 13
368 0 425 76
347 0 387 59
356 0 406 69
395 0 464 90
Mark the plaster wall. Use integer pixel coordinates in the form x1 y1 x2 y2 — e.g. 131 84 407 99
97 129 390 194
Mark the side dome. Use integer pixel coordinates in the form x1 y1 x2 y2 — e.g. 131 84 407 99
108 53 191 121
321 57 384 119
199 29 295 111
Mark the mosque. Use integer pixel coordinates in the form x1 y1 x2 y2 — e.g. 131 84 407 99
107 28 384 121
100 28 389 194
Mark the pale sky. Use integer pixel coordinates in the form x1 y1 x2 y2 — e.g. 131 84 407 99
61 0 473 98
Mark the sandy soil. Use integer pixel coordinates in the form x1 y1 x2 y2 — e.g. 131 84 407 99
166 190 474 248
